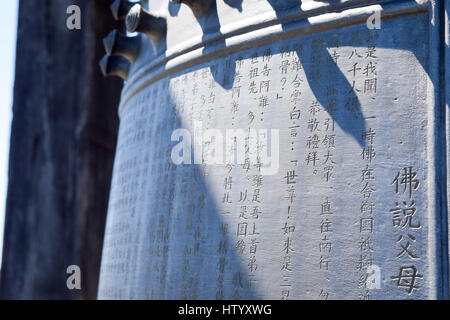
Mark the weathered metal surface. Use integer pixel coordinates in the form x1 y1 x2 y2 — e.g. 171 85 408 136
98 0 448 299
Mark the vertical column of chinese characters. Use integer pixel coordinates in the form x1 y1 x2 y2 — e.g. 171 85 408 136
216 224 228 300
189 72 203 299
389 167 422 296
180 74 189 121
316 35 342 301
148 83 169 299
165 79 182 298
255 46 273 177
356 126 377 300
233 54 249 299
225 54 243 300
224 68 241 301
174 75 189 299
279 42 303 300
186 68 210 300
305 39 325 176
321 35 340 184
136 88 151 299
241 139 261 296
141 90 150 299
131 116 141 298
143 86 157 299
258 47 273 128
318 198 334 300
306 101 336 181
177 74 192 299
199 68 210 177
239 51 265 295
218 135 233 300
359 31 379 299
216 57 232 300
183 71 204 299
231 55 243 125
251 48 272 296
180 245 192 299
189 71 199 126
206 64 218 123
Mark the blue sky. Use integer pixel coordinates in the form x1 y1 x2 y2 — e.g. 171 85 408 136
0 1 19 266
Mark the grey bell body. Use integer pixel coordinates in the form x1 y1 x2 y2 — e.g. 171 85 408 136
97 0 449 300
